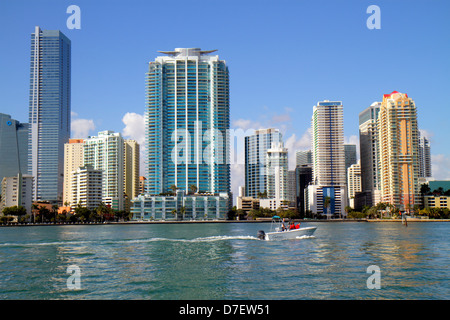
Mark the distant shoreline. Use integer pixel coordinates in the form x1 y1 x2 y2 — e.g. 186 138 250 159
1 218 449 227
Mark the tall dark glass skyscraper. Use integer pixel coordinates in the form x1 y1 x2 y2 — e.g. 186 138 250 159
28 26 71 203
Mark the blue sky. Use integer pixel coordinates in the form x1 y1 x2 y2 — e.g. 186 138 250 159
1 0 449 193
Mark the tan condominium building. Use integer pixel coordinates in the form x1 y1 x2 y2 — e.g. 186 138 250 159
124 139 140 210
378 91 420 211
63 139 84 206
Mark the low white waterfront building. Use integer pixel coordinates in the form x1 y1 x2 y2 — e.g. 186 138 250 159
131 190 230 221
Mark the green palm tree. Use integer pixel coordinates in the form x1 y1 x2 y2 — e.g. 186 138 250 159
171 208 177 220
179 206 186 221
52 204 59 223
324 196 331 217
31 204 38 223
189 184 198 194
170 185 178 195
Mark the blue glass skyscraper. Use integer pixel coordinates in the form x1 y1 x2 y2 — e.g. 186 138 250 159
28 27 71 203
145 48 230 195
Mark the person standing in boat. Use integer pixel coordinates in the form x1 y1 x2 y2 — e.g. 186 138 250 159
281 218 287 231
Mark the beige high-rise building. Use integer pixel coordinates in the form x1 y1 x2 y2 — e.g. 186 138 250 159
378 91 420 212
63 139 84 205
124 139 140 211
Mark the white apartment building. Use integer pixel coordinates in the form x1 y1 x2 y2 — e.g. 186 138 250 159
71 166 103 209
266 142 288 201
347 160 362 208
84 131 124 211
308 100 347 218
1 173 34 215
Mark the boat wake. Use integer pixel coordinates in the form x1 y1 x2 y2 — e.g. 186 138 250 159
118 235 260 243
295 235 316 240
0 235 260 248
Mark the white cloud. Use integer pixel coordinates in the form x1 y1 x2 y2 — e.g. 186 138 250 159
271 113 291 124
232 107 294 133
431 154 450 180
122 112 146 176
232 118 263 131
71 118 95 139
419 129 434 141
231 162 245 206
122 112 145 144
284 128 312 170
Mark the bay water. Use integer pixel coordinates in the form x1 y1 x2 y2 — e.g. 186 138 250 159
0 222 448 300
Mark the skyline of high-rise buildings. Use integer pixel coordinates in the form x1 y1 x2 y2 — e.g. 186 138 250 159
28 26 71 203
0 27 443 219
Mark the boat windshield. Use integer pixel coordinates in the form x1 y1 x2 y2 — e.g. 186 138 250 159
270 216 286 232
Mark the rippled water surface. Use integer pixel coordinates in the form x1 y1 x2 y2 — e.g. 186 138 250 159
0 222 448 299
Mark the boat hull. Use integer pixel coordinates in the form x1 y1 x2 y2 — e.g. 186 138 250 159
264 226 317 241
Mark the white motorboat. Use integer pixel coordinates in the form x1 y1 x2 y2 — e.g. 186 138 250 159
257 216 317 241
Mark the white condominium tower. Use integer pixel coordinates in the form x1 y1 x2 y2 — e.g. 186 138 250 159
347 160 362 208
84 131 124 211
308 100 347 218
265 142 288 201
71 165 103 210
311 101 346 186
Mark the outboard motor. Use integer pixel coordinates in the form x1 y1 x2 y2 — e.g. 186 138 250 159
257 230 266 240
